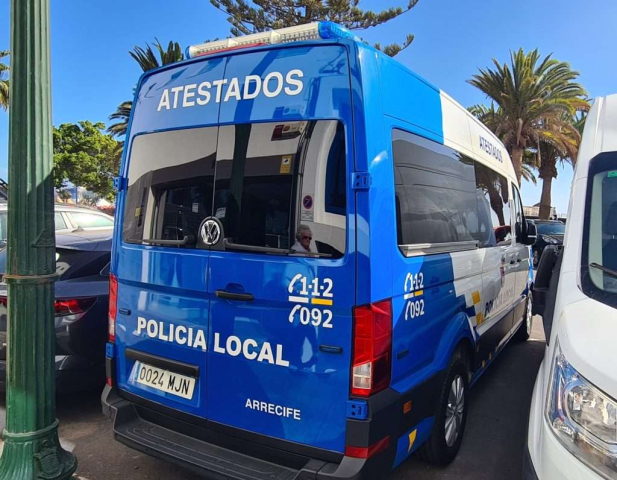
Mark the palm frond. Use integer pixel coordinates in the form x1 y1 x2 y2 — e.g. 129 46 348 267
129 39 184 72
107 100 133 138
0 50 8 111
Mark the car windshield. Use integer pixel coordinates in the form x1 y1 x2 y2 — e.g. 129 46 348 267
537 223 565 235
582 152 617 307
122 120 347 258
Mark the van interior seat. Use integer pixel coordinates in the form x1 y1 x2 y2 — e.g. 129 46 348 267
604 201 617 271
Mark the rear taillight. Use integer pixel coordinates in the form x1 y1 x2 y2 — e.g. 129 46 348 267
351 299 392 397
108 273 118 342
2 297 96 316
54 298 96 316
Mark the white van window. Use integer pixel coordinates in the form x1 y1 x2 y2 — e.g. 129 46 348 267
474 162 511 246
584 153 617 304
512 184 524 243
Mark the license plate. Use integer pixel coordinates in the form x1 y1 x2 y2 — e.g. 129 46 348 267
135 362 196 400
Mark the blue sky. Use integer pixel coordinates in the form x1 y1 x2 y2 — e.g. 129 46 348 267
1 0 616 213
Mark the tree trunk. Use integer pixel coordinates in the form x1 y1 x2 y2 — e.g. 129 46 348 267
511 146 523 186
539 176 553 219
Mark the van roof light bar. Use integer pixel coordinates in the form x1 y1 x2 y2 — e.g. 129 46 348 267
186 22 357 59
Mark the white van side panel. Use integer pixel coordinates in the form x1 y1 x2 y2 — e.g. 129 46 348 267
440 91 516 182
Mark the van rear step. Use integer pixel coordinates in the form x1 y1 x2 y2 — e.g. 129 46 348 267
103 386 337 480
115 414 298 480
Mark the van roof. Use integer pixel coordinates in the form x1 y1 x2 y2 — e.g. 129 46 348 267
138 24 517 182
363 41 516 182
576 94 617 177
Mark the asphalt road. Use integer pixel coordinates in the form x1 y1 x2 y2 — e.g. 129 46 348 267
0 317 545 480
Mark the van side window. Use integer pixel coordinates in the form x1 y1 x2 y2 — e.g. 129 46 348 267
512 184 524 242
392 129 479 247
474 162 511 246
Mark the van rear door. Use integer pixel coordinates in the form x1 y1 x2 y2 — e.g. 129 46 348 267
114 125 219 418
113 54 226 418
206 46 355 454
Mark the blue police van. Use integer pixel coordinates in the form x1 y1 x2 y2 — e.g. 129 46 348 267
102 22 536 479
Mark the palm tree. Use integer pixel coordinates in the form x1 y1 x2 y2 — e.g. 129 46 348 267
469 103 539 185
468 49 588 185
108 40 183 138
536 111 586 219
0 50 9 111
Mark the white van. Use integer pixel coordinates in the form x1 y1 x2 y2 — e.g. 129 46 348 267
525 94 617 480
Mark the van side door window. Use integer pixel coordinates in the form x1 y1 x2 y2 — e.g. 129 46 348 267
512 183 531 300
392 129 479 252
512 184 525 243
474 162 511 246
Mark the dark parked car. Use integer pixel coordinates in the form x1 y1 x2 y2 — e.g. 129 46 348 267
0 229 112 392
532 219 565 267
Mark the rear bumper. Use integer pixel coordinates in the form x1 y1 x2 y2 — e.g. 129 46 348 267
102 384 391 480
0 355 105 392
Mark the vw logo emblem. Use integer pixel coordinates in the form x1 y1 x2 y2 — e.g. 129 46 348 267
200 219 221 246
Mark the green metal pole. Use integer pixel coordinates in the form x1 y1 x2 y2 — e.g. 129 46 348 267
0 0 77 478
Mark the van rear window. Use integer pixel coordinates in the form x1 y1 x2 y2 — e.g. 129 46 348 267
123 121 347 258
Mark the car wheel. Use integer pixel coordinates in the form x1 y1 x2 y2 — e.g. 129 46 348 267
515 293 533 342
416 354 469 465
533 250 539 268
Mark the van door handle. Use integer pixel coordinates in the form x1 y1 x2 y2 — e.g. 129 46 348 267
215 290 254 302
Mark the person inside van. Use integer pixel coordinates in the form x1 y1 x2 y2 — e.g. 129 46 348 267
291 224 312 253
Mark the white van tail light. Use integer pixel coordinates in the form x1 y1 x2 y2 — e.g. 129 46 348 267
351 299 392 397
187 22 356 58
108 273 118 342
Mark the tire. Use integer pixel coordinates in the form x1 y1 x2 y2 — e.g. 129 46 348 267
416 354 469 465
515 293 533 342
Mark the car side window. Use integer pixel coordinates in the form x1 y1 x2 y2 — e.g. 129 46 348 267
70 212 114 228
55 212 68 230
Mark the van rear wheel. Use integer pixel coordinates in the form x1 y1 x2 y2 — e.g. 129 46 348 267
416 355 468 465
